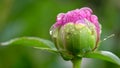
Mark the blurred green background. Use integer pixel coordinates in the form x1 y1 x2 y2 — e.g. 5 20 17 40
0 0 120 68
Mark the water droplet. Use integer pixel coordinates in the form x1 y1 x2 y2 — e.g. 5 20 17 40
50 30 52 35
49 26 54 35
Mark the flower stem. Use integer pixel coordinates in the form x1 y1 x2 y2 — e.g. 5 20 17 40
71 58 82 68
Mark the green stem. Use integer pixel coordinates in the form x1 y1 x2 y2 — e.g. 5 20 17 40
71 58 82 68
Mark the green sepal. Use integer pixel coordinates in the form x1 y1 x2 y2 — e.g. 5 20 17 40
64 23 96 56
83 51 120 65
0 37 57 53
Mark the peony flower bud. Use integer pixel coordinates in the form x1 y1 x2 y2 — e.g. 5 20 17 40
50 7 101 60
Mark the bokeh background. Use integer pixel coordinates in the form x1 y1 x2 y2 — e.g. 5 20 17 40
0 0 120 68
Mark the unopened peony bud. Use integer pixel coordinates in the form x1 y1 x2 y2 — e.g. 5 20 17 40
50 7 101 60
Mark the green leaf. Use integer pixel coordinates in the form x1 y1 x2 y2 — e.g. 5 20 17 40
83 51 120 65
0 37 57 53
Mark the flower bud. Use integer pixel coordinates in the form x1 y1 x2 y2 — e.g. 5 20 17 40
50 7 101 60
